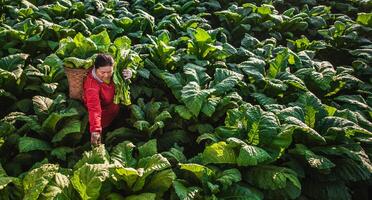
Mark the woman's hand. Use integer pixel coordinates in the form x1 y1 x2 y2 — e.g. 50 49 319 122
91 132 101 147
122 69 132 80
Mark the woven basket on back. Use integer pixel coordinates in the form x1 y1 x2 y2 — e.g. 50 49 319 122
64 67 90 100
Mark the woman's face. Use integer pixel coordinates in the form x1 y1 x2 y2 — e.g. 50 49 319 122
96 65 113 83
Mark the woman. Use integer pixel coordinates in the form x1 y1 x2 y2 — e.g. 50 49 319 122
82 54 132 146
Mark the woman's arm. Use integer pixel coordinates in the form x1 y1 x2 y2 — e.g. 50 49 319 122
85 88 102 134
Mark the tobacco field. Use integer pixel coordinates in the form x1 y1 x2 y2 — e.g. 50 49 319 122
0 0 372 199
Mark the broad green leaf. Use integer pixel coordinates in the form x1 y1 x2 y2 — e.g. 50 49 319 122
0 53 28 71
131 105 145 120
52 119 81 143
63 57 93 69
90 30 111 52
41 108 79 133
215 169 242 190
201 96 220 117
51 147 74 161
245 165 301 198
175 105 193 120
154 110 171 122
183 65 211 86
210 68 243 95
268 49 289 78
179 163 214 181
357 13 372 27
193 28 212 43
23 164 59 200
39 172 77 199
32 96 53 117
138 139 157 159
181 81 215 117
318 116 372 138
74 145 110 170
111 141 137 167
134 120 150 131
239 57 266 81
18 136 51 153
292 92 326 128
219 184 263 200
251 93 277 106
124 193 156 200
173 180 202 200
202 141 236 164
114 167 140 188
0 164 20 190
71 33 98 58
227 138 272 166
160 72 184 100
144 169 176 197
246 105 280 145
289 144 335 170
133 154 171 191
71 164 109 200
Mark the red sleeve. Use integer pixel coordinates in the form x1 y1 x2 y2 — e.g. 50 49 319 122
85 88 102 133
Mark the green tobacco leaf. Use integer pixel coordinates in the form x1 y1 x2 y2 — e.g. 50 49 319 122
179 163 214 181
247 105 280 145
32 96 53 117
245 165 301 199
111 141 137 167
51 147 74 161
227 138 272 166
154 110 172 122
90 30 111 52
18 136 51 153
216 168 242 190
41 108 79 133
268 49 289 78
63 57 93 69
357 13 372 27
134 120 150 131
74 145 110 170
183 65 211 86
210 68 243 95
175 105 193 120
70 33 98 58
292 92 326 128
181 81 215 117
219 184 263 200
0 164 20 190
239 57 266 81
131 104 145 120
52 119 81 143
289 144 335 170
318 116 372 138
173 180 202 200
23 164 59 200
138 139 157 159
71 164 109 200
124 193 156 200
133 154 171 192
114 167 141 189
202 141 236 164
144 169 176 197
40 172 78 199
0 53 28 71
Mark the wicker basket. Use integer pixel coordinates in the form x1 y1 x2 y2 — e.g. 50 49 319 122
64 67 90 100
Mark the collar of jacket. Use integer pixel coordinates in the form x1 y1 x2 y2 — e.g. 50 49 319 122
92 67 103 83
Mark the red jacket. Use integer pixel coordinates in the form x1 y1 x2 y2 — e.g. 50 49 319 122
82 69 119 134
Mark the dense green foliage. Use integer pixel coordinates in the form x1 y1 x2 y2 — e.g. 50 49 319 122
1 0 372 199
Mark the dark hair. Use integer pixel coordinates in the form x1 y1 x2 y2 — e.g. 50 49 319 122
94 53 114 68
